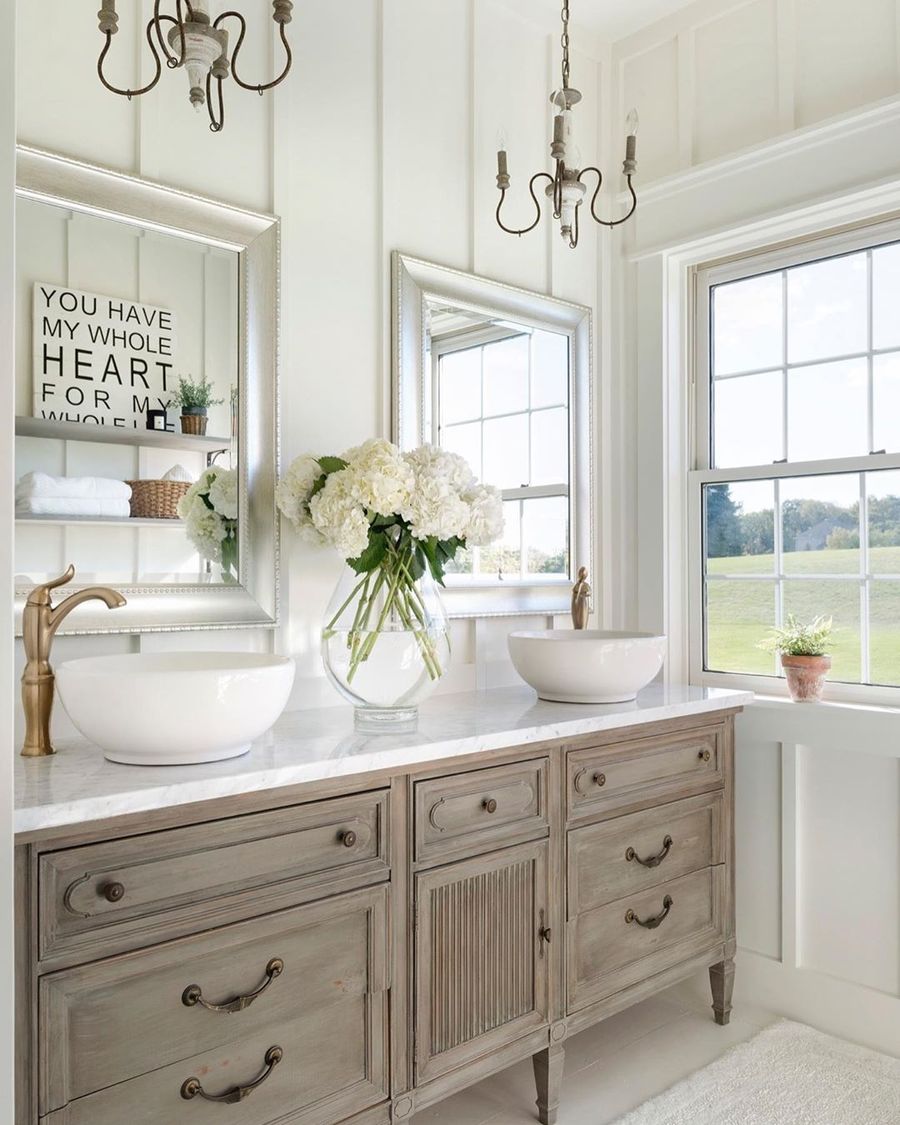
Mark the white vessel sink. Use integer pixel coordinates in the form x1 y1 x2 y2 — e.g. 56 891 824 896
508 630 666 704
56 652 296 765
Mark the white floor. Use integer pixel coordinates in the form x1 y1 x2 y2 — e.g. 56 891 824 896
411 985 776 1125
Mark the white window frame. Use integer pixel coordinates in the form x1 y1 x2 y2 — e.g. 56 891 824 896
689 217 900 705
431 325 570 585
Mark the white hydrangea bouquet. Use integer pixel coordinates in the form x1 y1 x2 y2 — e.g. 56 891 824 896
276 439 503 699
177 466 239 582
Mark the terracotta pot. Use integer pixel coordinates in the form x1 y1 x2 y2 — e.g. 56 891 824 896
781 653 831 702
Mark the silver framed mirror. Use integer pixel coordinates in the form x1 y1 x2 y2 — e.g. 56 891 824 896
392 252 593 617
13 146 279 635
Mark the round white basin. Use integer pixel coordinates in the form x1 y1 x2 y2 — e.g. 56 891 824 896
508 630 666 704
56 652 296 765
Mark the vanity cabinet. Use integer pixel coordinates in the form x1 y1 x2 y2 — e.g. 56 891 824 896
16 706 740 1125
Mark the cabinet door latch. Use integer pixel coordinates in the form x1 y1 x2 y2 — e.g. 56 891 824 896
538 909 552 957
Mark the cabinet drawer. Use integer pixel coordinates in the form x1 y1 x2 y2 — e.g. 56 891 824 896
567 725 723 821
567 866 725 1013
568 792 725 916
40 790 389 965
414 759 549 865
39 885 390 1122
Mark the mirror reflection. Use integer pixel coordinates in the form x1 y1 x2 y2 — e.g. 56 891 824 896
15 197 240 587
425 298 571 584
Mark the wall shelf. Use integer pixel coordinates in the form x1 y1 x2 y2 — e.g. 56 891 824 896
16 515 186 529
15 416 231 456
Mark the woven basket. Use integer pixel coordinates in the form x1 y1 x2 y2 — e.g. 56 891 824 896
126 479 191 520
180 413 208 436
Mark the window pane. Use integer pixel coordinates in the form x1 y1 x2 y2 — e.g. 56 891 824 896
439 348 481 424
870 582 900 686
522 496 569 576
712 274 783 376
787 358 868 462
530 408 568 486
867 470 900 574
441 421 482 478
705 580 776 675
532 330 568 408
872 243 900 351
783 579 860 683
705 481 775 575
713 370 783 468
873 353 900 455
781 474 860 575
483 414 528 489
477 500 521 579
787 252 867 364
483 335 529 417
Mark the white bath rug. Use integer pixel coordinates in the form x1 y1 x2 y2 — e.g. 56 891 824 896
614 1020 900 1124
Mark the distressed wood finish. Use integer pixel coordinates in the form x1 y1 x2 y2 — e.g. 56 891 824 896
567 723 724 822
567 866 726 1013
40 790 389 966
568 791 724 915
414 759 549 866
40 885 389 1117
414 840 550 1084
15 709 741 1125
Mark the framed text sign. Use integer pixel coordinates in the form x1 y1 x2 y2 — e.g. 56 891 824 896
32 282 178 429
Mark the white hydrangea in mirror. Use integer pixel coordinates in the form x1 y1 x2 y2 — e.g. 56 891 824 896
178 466 239 582
277 439 503 730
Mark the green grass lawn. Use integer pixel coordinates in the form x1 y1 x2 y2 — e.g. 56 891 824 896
706 546 900 685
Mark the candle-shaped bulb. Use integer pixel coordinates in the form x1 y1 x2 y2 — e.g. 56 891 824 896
626 108 639 137
496 126 508 153
624 109 638 174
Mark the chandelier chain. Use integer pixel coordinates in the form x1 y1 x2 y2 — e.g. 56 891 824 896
561 1 570 88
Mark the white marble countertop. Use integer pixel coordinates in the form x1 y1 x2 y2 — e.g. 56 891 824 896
15 684 752 836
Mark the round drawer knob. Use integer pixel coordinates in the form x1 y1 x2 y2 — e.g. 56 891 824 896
483 798 498 814
593 772 606 787
101 881 125 904
698 750 711 763
340 830 357 848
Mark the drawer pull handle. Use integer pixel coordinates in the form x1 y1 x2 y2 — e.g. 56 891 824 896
698 749 711 762
574 768 607 793
625 835 673 869
625 895 673 930
101 881 125 904
181 1045 283 1104
538 909 552 957
483 797 498 814
593 772 606 787
182 957 284 1014
340 830 358 848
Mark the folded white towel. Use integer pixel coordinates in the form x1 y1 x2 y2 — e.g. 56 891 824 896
16 497 133 519
15 471 132 502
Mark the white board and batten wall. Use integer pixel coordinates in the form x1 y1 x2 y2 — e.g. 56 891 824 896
609 0 900 1056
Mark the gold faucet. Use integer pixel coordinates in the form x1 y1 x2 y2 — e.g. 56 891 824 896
571 566 592 630
21 565 126 757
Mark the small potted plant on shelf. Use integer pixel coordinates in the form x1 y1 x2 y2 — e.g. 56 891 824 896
759 614 834 702
172 375 224 436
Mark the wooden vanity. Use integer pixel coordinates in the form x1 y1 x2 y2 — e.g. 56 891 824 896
14 687 746 1125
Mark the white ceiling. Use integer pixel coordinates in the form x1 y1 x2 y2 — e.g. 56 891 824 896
512 0 699 42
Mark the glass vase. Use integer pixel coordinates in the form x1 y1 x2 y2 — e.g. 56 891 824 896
322 559 451 731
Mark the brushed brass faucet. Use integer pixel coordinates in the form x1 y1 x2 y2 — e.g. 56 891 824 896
571 566 592 630
21 565 126 757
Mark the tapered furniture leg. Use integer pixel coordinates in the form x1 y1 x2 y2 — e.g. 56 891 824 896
709 956 735 1026
532 1043 565 1125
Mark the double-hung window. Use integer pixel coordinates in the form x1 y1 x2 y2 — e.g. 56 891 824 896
432 325 570 583
692 222 900 695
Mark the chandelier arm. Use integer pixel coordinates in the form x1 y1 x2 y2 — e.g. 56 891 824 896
97 18 163 100
579 168 638 228
496 172 554 237
552 163 563 220
153 13 186 70
215 11 293 94
206 71 226 133
569 202 580 249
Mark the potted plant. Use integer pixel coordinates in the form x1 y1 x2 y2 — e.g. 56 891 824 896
759 614 833 702
172 375 224 436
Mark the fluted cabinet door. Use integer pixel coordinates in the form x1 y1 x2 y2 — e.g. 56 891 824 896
414 840 550 1084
